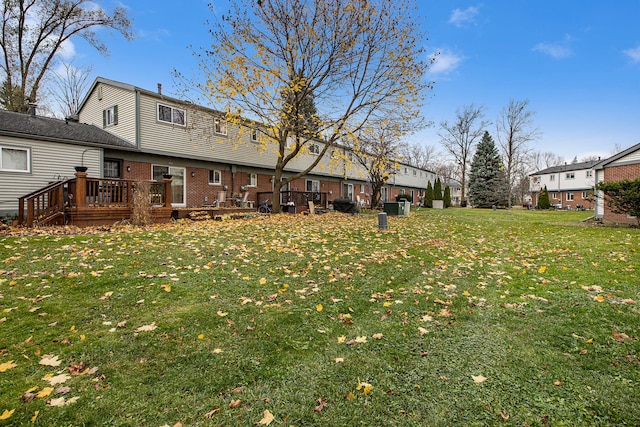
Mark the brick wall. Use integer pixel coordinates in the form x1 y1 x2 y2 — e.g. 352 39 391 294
602 163 640 224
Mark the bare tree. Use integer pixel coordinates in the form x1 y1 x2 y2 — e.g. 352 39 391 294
580 154 601 162
187 0 430 213
530 151 564 172
0 0 132 113
48 61 93 117
439 104 490 205
399 142 438 170
496 99 539 208
349 121 406 209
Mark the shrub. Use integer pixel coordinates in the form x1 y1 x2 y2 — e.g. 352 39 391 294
537 186 551 209
132 180 152 226
443 186 452 208
423 182 433 208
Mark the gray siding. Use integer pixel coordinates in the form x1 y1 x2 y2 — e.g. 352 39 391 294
0 135 101 214
78 83 137 144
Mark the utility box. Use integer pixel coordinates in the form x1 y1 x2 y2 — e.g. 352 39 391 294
383 202 405 216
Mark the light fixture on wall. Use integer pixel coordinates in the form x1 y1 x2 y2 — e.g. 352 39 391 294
191 171 195 177
126 165 131 172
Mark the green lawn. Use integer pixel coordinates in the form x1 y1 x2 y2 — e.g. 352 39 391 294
1 209 638 426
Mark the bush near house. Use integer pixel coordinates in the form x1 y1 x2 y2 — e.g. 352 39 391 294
597 178 640 226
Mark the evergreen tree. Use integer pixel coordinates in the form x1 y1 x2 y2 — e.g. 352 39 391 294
468 131 508 207
537 186 551 209
423 181 433 208
443 186 452 208
433 178 443 200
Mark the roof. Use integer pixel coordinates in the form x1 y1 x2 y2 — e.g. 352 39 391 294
0 109 137 150
531 160 600 176
592 142 640 169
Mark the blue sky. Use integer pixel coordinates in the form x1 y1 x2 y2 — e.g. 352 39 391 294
72 1 640 162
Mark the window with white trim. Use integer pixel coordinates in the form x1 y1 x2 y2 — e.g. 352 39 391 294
586 170 593 178
549 175 555 181
0 146 30 172
551 192 558 200
309 143 320 155
566 192 574 201
103 105 118 127
360 184 365 193
214 118 227 135
306 179 319 192
565 172 575 179
582 191 589 199
157 104 185 126
209 170 222 185
251 129 258 142
247 173 257 187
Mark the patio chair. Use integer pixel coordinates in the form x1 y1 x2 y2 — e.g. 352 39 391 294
215 190 227 207
241 192 255 208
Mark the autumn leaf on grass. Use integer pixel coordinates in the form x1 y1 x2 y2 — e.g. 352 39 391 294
314 398 328 412
613 329 633 342
346 336 367 345
257 409 275 425
472 375 487 384
0 409 14 420
39 355 62 367
229 399 241 408
36 387 54 398
48 396 79 407
538 265 547 274
356 378 373 395
99 291 113 300
372 333 384 340
217 310 228 317
44 373 71 386
134 323 157 333
316 304 323 312
0 360 17 372
160 284 171 292
418 327 429 336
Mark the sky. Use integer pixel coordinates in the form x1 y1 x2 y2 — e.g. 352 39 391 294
69 0 640 162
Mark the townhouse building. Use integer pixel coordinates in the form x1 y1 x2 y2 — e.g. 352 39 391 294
529 160 599 209
1 77 435 218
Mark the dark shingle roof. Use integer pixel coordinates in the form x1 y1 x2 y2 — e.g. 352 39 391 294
531 160 600 176
0 110 136 149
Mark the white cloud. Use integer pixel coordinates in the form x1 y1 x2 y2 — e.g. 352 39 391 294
57 39 77 60
428 50 463 75
449 6 479 28
623 45 640 63
532 35 573 59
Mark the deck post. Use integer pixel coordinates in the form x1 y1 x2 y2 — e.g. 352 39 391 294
163 176 173 208
74 171 88 208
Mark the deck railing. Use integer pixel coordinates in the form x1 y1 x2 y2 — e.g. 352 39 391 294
18 170 173 227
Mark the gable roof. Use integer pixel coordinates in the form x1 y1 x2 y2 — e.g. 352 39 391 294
531 160 600 176
0 109 137 150
592 142 640 169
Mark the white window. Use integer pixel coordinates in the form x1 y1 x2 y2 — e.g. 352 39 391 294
566 192 574 201
413 169 417 176
251 129 258 142
582 191 589 199
586 170 593 178
209 170 222 185
566 172 575 179
309 143 320 155
0 146 30 172
533 176 541 183
103 105 118 127
157 104 185 126
404 167 408 174
152 165 185 206
214 118 227 135
549 175 555 181
306 179 319 192
360 184 365 193
551 192 558 200
247 173 257 187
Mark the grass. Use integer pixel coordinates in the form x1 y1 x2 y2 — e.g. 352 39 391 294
0 208 639 426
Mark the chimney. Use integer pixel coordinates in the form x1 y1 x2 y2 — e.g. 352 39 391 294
157 83 162 95
28 102 37 116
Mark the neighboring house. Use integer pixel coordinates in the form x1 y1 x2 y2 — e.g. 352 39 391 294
1 77 434 218
0 109 137 217
593 142 640 224
444 180 463 206
529 160 599 209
